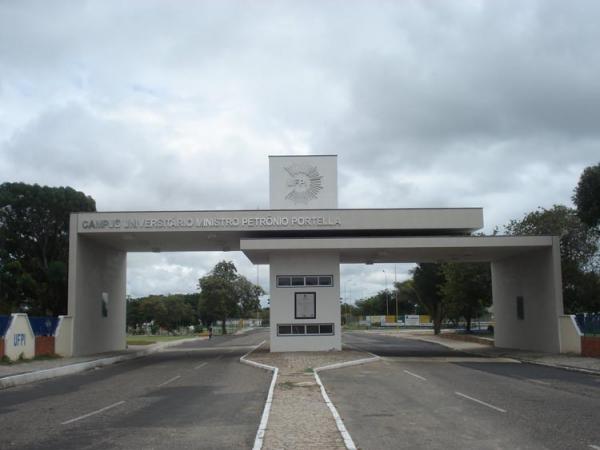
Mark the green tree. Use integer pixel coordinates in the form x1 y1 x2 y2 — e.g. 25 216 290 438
573 162 600 228
504 205 599 312
258 306 270 325
139 296 169 329
394 279 420 316
412 263 446 334
235 276 265 318
441 262 492 332
198 261 240 334
0 182 96 315
126 296 143 330
127 294 198 333
355 290 391 316
181 293 202 324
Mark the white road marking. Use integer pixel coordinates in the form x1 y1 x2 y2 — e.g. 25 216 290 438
589 445 600 450
314 369 357 450
403 369 427 381
168 345 256 352
194 362 208 370
238 339 278 450
455 391 506 413
158 375 181 387
527 378 550 386
214 355 223 361
382 356 519 363
61 401 125 425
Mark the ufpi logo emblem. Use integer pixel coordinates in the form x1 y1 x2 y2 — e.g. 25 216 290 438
13 333 26 346
284 163 323 204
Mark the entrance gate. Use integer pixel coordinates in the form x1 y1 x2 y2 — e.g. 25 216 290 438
66 156 565 356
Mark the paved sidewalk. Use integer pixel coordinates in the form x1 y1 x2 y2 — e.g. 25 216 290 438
0 337 204 386
245 346 372 450
0 348 137 378
366 329 600 374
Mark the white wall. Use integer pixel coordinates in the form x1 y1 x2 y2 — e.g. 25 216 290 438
269 251 341 351
269 155 337 209
69 223 127 356
54 315 73 357
558 315 582 354
491 238 563 353
4 313 35 360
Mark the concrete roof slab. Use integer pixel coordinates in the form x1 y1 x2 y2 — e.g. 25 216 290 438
240 236 556 264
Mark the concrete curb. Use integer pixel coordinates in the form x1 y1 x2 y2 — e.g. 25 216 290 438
406 334 600 376
315 355 381 373
476 353 600 376
239 341 278 450
0 337 202 390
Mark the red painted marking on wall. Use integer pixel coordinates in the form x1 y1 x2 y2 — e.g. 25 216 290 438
582 336 600 357
35 336 55 356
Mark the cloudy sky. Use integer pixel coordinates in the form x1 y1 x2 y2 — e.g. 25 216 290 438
1 1 599 302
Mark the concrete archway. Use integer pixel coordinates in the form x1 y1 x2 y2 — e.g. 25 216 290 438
66 155 565 356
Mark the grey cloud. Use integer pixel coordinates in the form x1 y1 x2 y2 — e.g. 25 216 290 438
2 0 600 299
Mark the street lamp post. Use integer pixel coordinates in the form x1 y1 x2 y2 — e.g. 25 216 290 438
383 269 389 316
394 264 398 325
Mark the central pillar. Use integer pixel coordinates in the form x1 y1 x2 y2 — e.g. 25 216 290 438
269 251 341 352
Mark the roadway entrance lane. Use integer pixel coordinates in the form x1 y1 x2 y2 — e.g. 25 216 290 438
0 329 270 449
319 331 600 449
343 330 470 357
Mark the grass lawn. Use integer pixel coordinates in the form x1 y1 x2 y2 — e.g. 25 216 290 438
126 335 196 346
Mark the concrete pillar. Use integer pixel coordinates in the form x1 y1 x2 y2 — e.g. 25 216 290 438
491 237 563 353
54 315 73 357
4 314 35 360
269 251 341 352
68 216 127 356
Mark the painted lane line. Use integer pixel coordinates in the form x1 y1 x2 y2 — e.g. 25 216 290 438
455 392 506 413
194 362 208 370
168 345 257 352
527 378 550 386
403 370 427 381
238 340 278 450
253 366 278 450
589 445 600 450
158 375 181 387
314 370 357 450
61 401 125 425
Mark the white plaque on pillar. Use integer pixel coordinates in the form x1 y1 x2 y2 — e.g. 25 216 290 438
295 292 316 319
269 155 337 209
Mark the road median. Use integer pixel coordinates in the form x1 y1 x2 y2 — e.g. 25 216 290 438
241 343 378 450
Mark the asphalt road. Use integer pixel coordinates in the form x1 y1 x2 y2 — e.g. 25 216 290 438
0 329 271 450
321 331 600 450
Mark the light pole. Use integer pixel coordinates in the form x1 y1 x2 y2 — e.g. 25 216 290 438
394 264 398 325
383 269 389 316
256 265 260 325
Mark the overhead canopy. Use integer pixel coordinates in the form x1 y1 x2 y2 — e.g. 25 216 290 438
73 208 483 252
240 236 556 264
